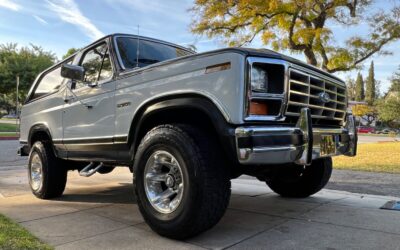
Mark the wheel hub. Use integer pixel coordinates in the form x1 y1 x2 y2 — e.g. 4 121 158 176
144 150 184 214
165 174 175 188
30 152 43 191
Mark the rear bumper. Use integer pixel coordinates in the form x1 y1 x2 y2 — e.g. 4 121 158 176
235 108 357 165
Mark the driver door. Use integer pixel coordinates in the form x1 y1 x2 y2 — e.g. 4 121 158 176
62 41 116 160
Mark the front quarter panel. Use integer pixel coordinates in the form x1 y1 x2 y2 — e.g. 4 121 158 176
114 52 246 137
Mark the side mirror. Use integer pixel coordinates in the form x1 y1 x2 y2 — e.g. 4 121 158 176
61 64 85 82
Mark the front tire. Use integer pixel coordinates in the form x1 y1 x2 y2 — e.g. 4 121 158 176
266 157 332 198
28 141 68 199
133 124 231 239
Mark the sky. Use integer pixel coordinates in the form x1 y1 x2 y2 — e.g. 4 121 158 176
0 0 399 93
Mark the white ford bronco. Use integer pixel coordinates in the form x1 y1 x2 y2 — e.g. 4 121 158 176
18 34 357 239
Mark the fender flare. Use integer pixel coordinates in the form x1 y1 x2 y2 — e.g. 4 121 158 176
28 123 53 146
127 94 237 161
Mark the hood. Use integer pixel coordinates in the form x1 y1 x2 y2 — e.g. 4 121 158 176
196 47 344 84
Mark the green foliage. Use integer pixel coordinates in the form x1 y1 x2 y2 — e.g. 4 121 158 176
377 93 400 125
0 43 56 100
62 48 79 59
390 65 400 92
0 94 15 113
365 61 376 105
0 214 53 250
355 72 365 101
191 1 400 73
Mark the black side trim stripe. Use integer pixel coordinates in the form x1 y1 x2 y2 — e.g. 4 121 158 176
54 136 128 145
114 135 128 143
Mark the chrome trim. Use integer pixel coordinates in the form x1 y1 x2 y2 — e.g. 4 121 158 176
295 108 312 165
235 111 357 165
244 57 290 121
286 67 347 125
29 152 43 191
344 113 357 156
240 146 303 164
144 150 184 214
244 57 347 123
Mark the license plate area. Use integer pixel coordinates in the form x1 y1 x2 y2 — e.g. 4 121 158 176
320 134 336 156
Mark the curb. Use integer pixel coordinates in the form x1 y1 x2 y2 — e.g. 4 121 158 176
0 137 18 141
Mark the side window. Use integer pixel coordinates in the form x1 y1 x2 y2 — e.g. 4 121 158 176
32 66 63 100
78 43 112 88
116 37 192 70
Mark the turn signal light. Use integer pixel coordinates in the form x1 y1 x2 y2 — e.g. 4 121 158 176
249 101 268 115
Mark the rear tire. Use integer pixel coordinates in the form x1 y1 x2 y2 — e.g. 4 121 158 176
133 124 231 239
266 157 332 198
28 141 68 199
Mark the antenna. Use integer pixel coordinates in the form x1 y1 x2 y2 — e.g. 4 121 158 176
136 25 140 68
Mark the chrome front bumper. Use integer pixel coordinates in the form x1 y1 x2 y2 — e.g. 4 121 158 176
235 108 357 165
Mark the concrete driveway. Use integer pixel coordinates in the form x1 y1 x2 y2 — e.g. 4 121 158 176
1 164 400 250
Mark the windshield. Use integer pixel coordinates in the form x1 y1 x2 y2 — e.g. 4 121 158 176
116 37 193 70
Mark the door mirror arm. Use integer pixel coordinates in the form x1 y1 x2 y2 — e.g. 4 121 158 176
65 83 93 109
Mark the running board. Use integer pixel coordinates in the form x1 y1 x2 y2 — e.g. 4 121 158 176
79 162 104 177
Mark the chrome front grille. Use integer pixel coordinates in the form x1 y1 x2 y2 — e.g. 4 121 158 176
286 68 347 126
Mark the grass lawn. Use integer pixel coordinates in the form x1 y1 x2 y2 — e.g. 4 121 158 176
0 123 18 132
333 142 400 173
0 214 52 250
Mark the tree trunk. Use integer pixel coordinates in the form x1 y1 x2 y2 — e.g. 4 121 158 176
304 48 318 66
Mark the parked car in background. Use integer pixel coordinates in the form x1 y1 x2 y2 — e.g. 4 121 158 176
357 126 376 134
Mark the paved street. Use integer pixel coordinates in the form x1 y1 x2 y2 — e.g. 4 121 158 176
1 139 400 249
0 140 26 168
358 135 400 144
0 119 18 124
1 166 400 249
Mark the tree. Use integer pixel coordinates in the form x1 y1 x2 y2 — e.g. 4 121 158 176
0 94 14 114
352 104 378 126
0 43 56 103
365 61 376 105
346 77 356 101
62 48 79 59
377 93 400 127
191 1 400 73
355 72 364 101
389 65 400 92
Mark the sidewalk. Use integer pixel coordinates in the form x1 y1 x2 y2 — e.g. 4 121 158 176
1 166 400 249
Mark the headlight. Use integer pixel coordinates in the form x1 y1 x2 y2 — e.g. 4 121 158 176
250 65 268 92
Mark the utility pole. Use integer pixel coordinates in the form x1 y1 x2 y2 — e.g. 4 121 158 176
16 76 19 135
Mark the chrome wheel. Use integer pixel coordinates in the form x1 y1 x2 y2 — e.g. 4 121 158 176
144 150 184 214
30 152 43 191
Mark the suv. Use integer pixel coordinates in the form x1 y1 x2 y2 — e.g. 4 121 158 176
18 34 357 239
